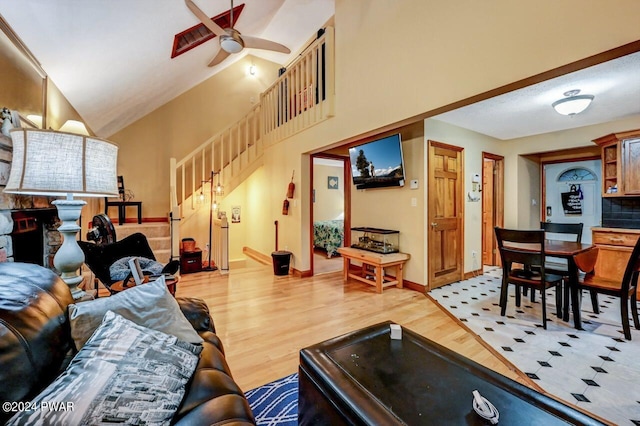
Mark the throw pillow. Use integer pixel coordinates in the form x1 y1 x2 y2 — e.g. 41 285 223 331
6 311 201 426
68 276 203 349
109 255 164 281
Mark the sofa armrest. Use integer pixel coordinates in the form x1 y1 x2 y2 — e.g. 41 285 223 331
176 297 216 334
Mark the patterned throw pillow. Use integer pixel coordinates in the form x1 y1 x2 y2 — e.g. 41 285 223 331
68 276 203 349
6 311 202 426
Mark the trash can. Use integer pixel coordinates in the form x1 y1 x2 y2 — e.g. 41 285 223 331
271 250 292 276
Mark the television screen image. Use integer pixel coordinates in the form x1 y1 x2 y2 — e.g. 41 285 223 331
349 133 405 189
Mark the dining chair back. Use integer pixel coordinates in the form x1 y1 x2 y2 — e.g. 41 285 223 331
538 221 586 310
540 222 584 242
495 227 564 329
577 236 640 340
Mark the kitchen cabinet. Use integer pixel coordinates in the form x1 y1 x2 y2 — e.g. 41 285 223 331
593 129 640 196
591 227 640 281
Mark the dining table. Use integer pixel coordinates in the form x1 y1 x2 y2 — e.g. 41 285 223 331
505 239 596 330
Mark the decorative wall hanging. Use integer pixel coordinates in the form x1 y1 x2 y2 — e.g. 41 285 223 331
561 184 583 215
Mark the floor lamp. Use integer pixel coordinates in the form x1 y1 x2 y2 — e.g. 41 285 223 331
4 128 119 300
200 170 223 272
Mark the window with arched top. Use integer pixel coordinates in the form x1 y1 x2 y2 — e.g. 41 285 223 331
557 167 596 182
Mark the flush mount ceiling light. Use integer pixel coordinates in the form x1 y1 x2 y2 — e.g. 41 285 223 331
552 89 595 116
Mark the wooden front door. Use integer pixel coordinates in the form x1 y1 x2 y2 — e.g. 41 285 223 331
428 141 463 290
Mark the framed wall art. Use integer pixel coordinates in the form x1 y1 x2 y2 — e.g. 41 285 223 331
327 176 339 189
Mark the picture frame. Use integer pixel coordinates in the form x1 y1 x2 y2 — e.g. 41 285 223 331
328 176 339 189
231 206 241 223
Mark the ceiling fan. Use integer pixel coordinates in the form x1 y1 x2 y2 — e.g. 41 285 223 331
184 0 291 67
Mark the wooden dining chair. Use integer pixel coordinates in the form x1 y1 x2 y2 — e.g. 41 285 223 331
538 221 585 311
575 236 640 340
495 227 564 329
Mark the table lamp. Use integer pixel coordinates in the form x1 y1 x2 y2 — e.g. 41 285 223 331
4 128 118 299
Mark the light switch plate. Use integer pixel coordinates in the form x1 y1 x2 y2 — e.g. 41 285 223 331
410 179 419 189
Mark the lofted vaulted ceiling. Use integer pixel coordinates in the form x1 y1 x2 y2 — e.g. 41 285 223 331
1 0 335 138
1 2 638 142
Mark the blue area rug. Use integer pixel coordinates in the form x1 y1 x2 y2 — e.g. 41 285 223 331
245 373 298 426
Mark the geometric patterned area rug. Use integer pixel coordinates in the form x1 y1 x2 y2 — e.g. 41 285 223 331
246 373 298 426
429 268 640 426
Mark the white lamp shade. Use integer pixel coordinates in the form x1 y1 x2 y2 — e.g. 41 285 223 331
4 129 119 197
552 95 594 115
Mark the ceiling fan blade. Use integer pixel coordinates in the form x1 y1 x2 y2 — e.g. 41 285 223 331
208 48 231 67
242 35 291 54
184 0 227 36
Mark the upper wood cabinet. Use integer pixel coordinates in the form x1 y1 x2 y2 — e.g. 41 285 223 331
593 129 640 197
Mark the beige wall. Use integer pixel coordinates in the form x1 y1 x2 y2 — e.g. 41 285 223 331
313 163 344 222
7 1 639 285
1 26 97 225
243 0 640 281
423 119 504 278
350 132 425 283
109 55 282 219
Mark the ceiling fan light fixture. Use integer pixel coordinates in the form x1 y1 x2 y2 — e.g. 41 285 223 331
220 33 244 53
552 89 594 116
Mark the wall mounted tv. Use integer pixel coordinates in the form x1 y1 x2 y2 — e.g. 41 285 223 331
349 133 405 190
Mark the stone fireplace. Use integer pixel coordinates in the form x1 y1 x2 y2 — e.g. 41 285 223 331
0 193 61 270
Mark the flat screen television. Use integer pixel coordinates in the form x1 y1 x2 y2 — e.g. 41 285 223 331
349 133 405 189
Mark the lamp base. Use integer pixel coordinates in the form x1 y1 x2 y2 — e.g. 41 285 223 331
52 198 89 301
202 260 218 272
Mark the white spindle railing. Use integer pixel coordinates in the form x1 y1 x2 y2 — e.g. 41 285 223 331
169 27 335 267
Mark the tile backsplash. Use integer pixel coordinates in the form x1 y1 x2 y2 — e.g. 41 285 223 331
601 197 640 229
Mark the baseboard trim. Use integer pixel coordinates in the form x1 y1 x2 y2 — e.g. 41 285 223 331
402 279 425 293
463 269 483 280
243 247 271 265
293 268 312 278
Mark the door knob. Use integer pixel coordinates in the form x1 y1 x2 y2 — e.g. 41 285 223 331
431 222 438 227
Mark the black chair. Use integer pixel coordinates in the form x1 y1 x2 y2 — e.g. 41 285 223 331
495 227 564 329
576 237 640 340
79 232 177 295
538 222 586 311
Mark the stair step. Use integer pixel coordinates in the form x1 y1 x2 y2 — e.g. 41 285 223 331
114 222 170 239
148 236 171 251
154 249 171 264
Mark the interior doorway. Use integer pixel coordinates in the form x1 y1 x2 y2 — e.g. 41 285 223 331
427 140 464 290
543 159 601 243
482 152 504 267
311 155 350 275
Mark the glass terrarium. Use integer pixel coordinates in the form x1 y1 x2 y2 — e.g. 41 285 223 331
350 227 399 254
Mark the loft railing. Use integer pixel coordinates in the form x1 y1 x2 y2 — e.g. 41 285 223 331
169 27 334 262
261 26 335 145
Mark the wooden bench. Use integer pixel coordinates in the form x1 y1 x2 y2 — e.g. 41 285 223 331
337 247 410 293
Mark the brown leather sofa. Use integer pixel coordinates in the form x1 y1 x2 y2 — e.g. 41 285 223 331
0 262 255 425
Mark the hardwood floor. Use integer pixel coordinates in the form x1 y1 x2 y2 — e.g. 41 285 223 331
313 248 342 274
173 265 534 393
